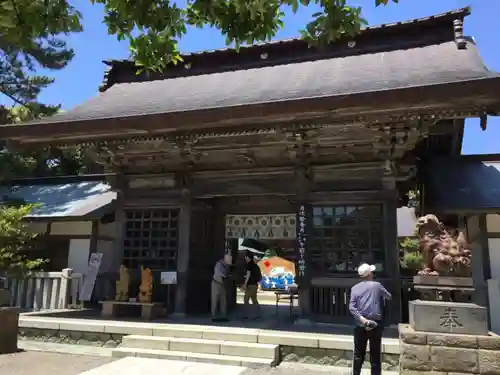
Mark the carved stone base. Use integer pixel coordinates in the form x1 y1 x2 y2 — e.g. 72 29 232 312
399 324 500 375
413 276 474 302
409 300 488 336
413 276 474 287
99 301 164 321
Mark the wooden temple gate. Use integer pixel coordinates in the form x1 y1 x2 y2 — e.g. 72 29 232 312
2 8 500 323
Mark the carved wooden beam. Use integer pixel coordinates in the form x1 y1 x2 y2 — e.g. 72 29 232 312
236 150 257 166
282 130 320 167
84 143 122 170
128 174 176 190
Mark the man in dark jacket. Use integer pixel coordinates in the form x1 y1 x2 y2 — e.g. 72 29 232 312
241 251 261 319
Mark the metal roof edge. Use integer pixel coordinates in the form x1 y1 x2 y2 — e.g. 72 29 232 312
0 174 115 187
99 7 471 90
103 7 471 66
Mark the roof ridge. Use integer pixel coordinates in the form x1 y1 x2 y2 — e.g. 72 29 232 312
102 6 471 66
98 6 471 92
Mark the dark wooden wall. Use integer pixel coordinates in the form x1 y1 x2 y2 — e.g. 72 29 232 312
185 204 214 314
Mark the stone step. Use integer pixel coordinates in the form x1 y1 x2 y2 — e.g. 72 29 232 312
153 325 260 343
121 335 279 360
112 347 275 368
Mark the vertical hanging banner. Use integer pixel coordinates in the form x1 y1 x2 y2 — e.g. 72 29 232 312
297 205 307 278
80 252 103 302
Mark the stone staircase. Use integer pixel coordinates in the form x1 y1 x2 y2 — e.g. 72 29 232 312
112 325 279 367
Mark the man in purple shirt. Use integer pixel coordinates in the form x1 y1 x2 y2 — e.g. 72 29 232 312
349 263 392 375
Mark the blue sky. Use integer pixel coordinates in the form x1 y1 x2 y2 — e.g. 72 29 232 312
32 0 500 154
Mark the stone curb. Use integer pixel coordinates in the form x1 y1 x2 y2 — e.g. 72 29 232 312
18 341 114 357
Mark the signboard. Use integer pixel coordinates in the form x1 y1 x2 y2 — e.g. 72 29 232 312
160 271 177 285
80 252 103 301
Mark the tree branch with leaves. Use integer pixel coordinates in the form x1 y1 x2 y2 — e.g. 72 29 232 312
0 107 95 180
1 0 399 81
0 204 46 278
95 0 398 72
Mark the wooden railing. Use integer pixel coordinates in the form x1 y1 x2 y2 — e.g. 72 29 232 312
4 268 84 311
310 284 352 323
309 277 419 324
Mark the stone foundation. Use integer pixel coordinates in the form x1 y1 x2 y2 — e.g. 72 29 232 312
281 346 399 370
18 325 400 369
18 327 123 348
399 324 500 375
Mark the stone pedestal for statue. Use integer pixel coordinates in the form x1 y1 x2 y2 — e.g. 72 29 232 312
0 307 19 354
412 275 475 301
0 288 10 306
409 300 488 336
399 276 500 375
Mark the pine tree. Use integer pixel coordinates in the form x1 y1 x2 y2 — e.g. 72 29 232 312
0 0 81 116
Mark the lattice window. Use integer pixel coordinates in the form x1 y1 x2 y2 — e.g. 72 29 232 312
311 205 384 274
123 208 179 270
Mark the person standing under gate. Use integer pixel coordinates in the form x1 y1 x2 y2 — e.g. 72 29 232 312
348 263 392 375
241 251 261 319
212 253 232 322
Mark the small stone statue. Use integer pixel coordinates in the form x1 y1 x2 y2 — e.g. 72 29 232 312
115 265 130 301
415 214 472 277
139 266 153 303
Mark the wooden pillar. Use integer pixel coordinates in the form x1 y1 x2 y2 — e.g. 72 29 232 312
89 220 99 255
89 220 104 301
174 188 192 316
295 165 311 317
211 198 226 261
112 180 127 272
473 214 490 308
385 193 402 323
382 177 401 323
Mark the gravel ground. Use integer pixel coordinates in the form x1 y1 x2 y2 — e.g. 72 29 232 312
242 363 397 375
0 351 116 375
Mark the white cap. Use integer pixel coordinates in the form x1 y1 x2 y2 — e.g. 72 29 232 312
357 263 376 277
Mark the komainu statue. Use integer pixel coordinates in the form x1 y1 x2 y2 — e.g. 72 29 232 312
115 265 130 301
139 266 153 303
415 214 472 277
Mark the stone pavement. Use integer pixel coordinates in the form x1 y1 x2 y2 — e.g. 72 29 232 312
3 352 400 375
0 352 399 375
0 351 115 375
77 357 394 375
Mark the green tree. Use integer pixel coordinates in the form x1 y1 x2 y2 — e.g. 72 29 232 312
0 0 80 116
0 0 82 178
0 107 94 180
0 204 45 278
398 237 422 271
1 0 398 76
